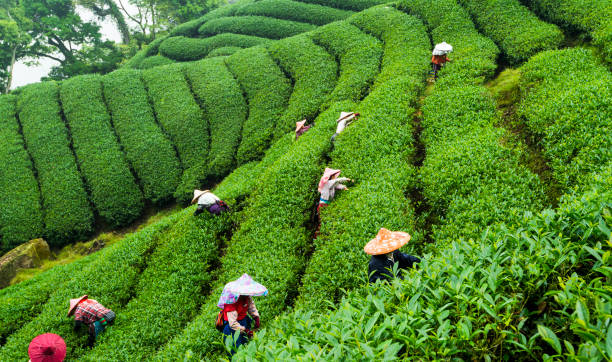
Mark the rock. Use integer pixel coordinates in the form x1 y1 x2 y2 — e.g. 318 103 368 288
0 238 51 289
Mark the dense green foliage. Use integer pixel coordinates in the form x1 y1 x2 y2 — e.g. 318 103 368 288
142 64 209 204
159 34 271 61
293 0 386 11
225 46 291 164
518 48 612 191
183 57 248 180
0 95 43 250
233 0 353 26
207 46 241 57
60 75 144 228
268 35 337 137
457 0 563 63
102 69 182 204
169 0 257 37
199 16 316 40
309 21 382 108
137 55 174 69
17 82 94 246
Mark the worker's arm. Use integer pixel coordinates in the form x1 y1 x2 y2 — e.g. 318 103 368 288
334 178 351 190
396 251 420 269
226 311 246 332
247 297 259 318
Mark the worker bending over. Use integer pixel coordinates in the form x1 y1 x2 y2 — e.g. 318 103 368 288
192 189 229 216
364 228 420 283
68 295 115 347
295 119 313 140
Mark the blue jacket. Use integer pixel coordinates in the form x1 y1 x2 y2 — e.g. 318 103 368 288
368 250 420 284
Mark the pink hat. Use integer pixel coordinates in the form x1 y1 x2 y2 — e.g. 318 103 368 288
295 119 307 133
318 168 341 192
28 333 66 362
67 295 88 317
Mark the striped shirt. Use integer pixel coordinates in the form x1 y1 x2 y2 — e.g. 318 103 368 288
73 299 111 325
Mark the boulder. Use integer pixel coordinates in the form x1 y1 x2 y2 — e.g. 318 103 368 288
0 238 51 289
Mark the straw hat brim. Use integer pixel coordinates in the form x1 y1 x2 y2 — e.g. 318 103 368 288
67 295 88 317
364 231 411 255
191 190 210 204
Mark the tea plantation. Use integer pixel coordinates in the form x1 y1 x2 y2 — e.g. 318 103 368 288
0 0 610 360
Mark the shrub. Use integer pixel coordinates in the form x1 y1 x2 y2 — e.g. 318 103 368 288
159 34 271 61
170 0 257 37
198 16 316 40
268 35 337 138
0 95 44 250
225 46 291 164
144 35 168 57
293 0 387 11
122 48 147 69
60 75 144 228
183 57 248 180
234 0 353 26
137 55 174 69
309 21 382 108
518 48 612 191
142 64 209 204
102 69 182 204
207 46 242 57
16 82 94 246
457 0 563 64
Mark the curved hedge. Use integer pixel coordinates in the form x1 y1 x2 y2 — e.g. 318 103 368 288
207 46 241 57
142 64 209 204
457 0 563 64
268 35 337 138
0 95 44 251
309 21 382 107
159 34 271 61
199 16 316 40
137 55 174 69
183 57 248 180
169 0 257 37
518 48 612 190
234 0 353 26
17 82 94 246
102 70 182 204
293 0 386 11
60 75 144 228
225 46 291 164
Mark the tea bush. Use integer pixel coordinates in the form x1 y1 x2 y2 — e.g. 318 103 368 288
207 46 242 57
457 0 563 64
137 55 174 69
142 64 209 204
518 48 612 191
309 21 382 108
16 82 94 245
199 16 316 40
293 0 386 11
159 34 271 61
169 0 257 37
268 35 337 138
60 75 144 228
183 57 248 180
102 69 182 204
0 95 44 250
225 46 291 164
234 0 353 26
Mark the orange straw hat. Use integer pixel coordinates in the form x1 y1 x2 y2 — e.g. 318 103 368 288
67 295 88 317
295 119 307 133
191 189 210 204
364 228 411 255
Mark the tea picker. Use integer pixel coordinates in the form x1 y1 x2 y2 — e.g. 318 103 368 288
68 295 115 347
364 228 420 283
216 274 268 357
192 189 230 216
315 168 353 237
331 111 359 146
295 119 313 140
430 42 453 81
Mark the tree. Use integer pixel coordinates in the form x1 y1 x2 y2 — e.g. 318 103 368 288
78 0 131 44
0 2 31 93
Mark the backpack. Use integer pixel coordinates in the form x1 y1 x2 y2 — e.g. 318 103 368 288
215 310 225 332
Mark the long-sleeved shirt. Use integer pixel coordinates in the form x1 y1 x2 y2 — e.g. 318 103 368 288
336 118 354 134
224 296 259 332
296 124 312 140
368 250 420 283
73 299 111 325
319 177 350 203
197 192 221 207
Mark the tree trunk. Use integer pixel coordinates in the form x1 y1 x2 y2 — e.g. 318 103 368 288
104 0 130 44
5 46 17 94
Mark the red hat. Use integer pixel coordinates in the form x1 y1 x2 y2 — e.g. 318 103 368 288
28 333 66 362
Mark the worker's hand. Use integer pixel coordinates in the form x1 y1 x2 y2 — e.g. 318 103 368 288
254 316 261 329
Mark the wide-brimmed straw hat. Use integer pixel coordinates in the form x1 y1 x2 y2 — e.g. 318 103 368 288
28 333 66 362
364 228 411 255
217 274 268 309
318 168 341 192
337 112 359 123
67 295 88 317
191 189 211 204
295 119 307 133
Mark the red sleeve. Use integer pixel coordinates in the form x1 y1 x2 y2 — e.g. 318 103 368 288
224 303 237 312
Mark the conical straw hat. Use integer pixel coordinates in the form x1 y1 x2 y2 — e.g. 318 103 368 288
217 274 268 308
337 112 358 123
67 295 88 317
364 228 411 255
191 189 210 204
295 119 307 133
317 168 341 192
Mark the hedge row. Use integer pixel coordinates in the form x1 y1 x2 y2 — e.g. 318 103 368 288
207 46 242 57
225 46 291 164
142 64 209 204
136 55 174 69
169 0 257 37
457 0 563 64
102 70 182 204
0 213 180 360
198 16 316 40
16 82 94 246
159 34 271 61
234 0 353 26
309 21 382 108
183 57 248 180
349 5 431 88
523 0 612 64
83 212 232 361
0 95 44 250
268 35 337 138
518 48 612 191
396 0 499 83
155 102 346 360
293 0 386 11
60 75 144 228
